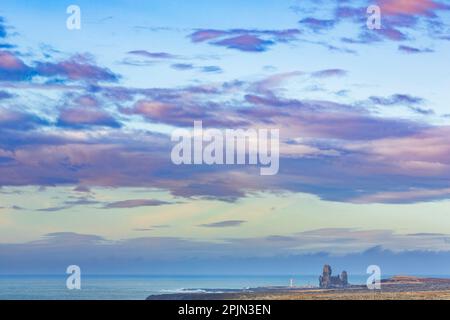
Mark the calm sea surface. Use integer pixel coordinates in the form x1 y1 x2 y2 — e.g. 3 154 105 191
0 274 356 300
1 274 447 300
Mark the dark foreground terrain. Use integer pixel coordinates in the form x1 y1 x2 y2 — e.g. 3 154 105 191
147 276 450 300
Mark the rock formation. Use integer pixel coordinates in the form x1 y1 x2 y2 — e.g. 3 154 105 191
340 271 348 286
319 264 348 288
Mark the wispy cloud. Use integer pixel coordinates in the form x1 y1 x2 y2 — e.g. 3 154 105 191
199 220 247 228
35 54 119 82
0 51 119 83
57 107 121 128
0 51 34 81
311 69 347 78
170 63 195 70
104 199 172 209
127 50 178 59
299 18 336 32
398 45 434 54
189 29 300 52
369 94 434 115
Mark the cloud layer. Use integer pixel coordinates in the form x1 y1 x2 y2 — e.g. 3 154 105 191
1 229 450 274
0 70 448 203
0 5 449 206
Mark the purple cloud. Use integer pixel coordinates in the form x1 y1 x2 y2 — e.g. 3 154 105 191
170 63 194 70
35 54 119 82
170 63 223 73
104 199 172 209
57 107 121 128
190 29 228 42
369 94 433 115
189 29 300 52
0 51 34 81
0 82 435 204
311 69 347 78
0 90 13 99
335 6 366 19
299 18 336 31
398 45 434 54
0 58 448 205
376 0 450 17
0 108 49 130
0 51 119 83
201 66 222 73
127 50 177 59
369 94 425 106
122 99 250 128
213 35 275 52
199 220 247 228
334 0 450 45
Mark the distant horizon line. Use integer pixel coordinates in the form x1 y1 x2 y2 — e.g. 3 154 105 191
2 273 450 277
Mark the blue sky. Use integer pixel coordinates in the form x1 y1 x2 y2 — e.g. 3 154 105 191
1 0 450 274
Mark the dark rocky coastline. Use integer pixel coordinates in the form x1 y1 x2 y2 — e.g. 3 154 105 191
146 276 450 300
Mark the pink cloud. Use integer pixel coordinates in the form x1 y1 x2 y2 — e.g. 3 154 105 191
57 107 121 128
377 27 408 41
0 51 33 81
35 55 119 82
189 29 300 52
352 188 450 204
377 0 448 16
0 51 25 69
190 29 228 42
344 127 450 177
213 34 274 52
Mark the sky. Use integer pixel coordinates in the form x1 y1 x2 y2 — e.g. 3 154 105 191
1 0 450 275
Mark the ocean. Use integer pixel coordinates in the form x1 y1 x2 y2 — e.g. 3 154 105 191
0 274 373 300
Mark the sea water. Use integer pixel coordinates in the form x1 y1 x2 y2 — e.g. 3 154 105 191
0 274 374 300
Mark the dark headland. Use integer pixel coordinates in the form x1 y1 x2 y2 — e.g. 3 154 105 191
147 266 450 300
